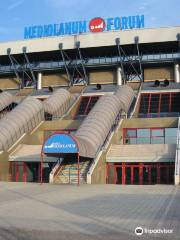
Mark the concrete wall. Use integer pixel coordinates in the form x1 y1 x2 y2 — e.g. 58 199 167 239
0 152 10 181
0 133 29 181
42 74 69 87
91 151 107 184
89 70 116 84
40 119 81 131
0 26 179 55
121 117 178 129
68 85 85 93
0 78 19 89
144 67 174 81
26 120 82 145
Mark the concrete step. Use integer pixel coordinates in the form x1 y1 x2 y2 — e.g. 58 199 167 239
54 160 91 184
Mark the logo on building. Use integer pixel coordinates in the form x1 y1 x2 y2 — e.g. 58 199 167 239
43 133 78 154
24 15 145 39
89 17 106 33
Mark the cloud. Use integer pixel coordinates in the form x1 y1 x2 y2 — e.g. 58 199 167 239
46 0 83 8
8 0 24 11
151 16 157 21
138 1 148 10
139 6 146 10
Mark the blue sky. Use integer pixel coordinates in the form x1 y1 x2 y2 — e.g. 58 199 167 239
0 0 179 42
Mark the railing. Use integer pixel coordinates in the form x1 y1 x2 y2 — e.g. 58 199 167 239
129 82 142 118
68 167 79 184
138 112 180 118
68 163 88 184
49 159 63 183
175 117 180 184
0 52 179 73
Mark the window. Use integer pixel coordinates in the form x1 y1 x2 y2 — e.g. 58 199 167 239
125 129 137 144
149 94 159 113
76 96 101 116
139 92 180 117
165 128 177 144
77 97 90 115
160 94 170 112
139 95 149 114
171 93 180 112
127 129 136 137
137 129 150 144
124 128 177 145
151 129 164 137
86 96 100 114
151 138 164 144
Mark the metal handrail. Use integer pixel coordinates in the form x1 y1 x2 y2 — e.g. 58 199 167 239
49 158 63 182
130 82 142 118
68 162 88 183
137 112 180 118
0 52 179 73
175 117 180 176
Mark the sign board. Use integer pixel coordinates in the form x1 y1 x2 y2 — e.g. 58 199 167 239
24 15 145 39
43 133 78 154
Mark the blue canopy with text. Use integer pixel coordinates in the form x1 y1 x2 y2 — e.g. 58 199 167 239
43 133 78 154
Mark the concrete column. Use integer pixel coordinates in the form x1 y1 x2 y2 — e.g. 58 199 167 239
117 67 122 86
37 72 42 90
175 148 180 185
175 175 179 185
174 64 180 83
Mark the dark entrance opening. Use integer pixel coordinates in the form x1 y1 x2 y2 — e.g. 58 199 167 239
107 162 175 185
116 167 122 184
134 167 139 184
9 161 56 183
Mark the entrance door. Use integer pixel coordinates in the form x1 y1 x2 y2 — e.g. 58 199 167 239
160 167 167 184
25 162 40 182
107 163 175 185
116 167 122 184
151 166 157 184
143 165 154 185
9 162 27 182
160 165 174 184
125 167 131 184
133 167 139 184
143 166 149 184
169 166 174 184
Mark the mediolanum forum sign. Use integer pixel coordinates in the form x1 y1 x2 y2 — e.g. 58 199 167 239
24 15 145 39
43 133 78 154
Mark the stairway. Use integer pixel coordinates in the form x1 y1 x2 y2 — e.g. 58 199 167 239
107 144 176 162
54 161 90 184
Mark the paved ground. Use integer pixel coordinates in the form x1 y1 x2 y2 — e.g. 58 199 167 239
0 183 179 240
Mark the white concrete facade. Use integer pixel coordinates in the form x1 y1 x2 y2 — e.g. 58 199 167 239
37 72 42 90
174 64 180 83
117 67 122 86
0 26 179 55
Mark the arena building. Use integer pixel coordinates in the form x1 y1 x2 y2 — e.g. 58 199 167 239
0 20 179 185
